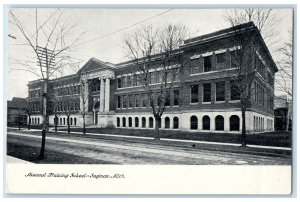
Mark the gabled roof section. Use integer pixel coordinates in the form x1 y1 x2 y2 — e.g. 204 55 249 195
77 57 115 74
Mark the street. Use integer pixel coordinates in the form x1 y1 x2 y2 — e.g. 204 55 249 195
7 129 291 165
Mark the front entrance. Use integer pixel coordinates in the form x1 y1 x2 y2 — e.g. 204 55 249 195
94 111 98 124
93 100 100 125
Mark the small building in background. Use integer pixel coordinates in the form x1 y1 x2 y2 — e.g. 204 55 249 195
7 97 28 126
274 95 292 131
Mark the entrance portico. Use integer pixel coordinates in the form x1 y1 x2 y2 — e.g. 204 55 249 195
78 58 115 128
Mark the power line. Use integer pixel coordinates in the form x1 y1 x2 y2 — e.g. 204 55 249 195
74 9 173 47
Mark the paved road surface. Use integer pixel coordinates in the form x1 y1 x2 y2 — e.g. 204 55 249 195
7 131 291 165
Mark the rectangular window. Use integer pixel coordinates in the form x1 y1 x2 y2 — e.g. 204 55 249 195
173 89 179 106
123 77 127 88
165 93 170 107
133 75 137 86
117 96 121 108
204 56 212 72
142 93 147 107
129 94 134 108
122 95 127 108
230 81 240 100
230 49 242 67
167 71 172 82
203 83 211 102
157 93 161 107
216 53 226 63
128 76 132 87
215 81 225 101
137 74 143 86
75 100 80 110
191 84 199 103
150 72 155 84
135 94 140 108
191 58 200 74
117 78 122 88
156 71 162 83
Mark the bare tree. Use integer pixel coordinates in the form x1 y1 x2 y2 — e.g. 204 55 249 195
9 9 86 159
276 30 293 98
78 74 91 135
224 10 281 146
25 98 32 130
224 9 281 50
230 31 258 146
275 30 293 131
124 24 188 140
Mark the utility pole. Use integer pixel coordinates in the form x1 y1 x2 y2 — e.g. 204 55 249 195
36 46 55 159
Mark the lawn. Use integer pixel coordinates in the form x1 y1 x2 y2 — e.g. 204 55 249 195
60 127 292 147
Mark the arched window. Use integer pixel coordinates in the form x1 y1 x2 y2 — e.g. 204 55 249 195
60 118 62 125
38 118 40 124
165 117 170 129
202 116 210 130
230 115 240 131
70 118 73 125
190 115 198 130
34 118 37 124
63 118 65 125
215 115 224 131
74 118 77 126
122 117 126 127
142 117 146 128
117 117 120 127
135 117 139 127
149 117 154 128
128 117 132 127
173 117 179 129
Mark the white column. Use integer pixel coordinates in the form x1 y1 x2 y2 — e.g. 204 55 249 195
105 78 110 112
99 78 105 113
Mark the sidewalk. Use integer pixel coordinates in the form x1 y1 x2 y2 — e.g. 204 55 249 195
7 155 33 164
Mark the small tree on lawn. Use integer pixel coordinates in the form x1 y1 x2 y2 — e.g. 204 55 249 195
124 24 188 140
25 99 32 130
78 71 97 135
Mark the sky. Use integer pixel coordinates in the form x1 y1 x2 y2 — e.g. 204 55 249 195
6 8 293 100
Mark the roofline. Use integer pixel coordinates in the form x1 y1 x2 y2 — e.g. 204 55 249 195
116 49 183 69
49 74 79 83
77 57 116 74
115 22 263 70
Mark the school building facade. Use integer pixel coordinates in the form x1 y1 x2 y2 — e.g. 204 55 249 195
27 22 277 134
